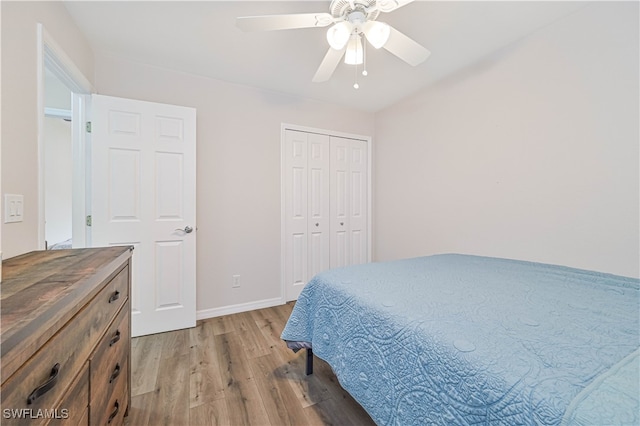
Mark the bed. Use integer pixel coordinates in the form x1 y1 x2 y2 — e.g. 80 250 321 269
281 254 640 425
48 237 72 250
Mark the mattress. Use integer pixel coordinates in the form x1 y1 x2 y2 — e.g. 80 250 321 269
48 238 72 250
281 254 640 425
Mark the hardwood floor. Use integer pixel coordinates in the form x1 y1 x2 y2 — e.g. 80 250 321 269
125 302 375 425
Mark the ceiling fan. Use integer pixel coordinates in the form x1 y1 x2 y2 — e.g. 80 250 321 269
236 0 430 87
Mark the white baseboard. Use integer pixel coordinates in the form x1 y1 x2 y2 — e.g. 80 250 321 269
196 297 285 321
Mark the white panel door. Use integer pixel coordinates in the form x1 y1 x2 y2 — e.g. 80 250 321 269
349 139 368 265
91 94 196 337
330 137 350 268
307 133 330 279
284 130 330 301
330 136 368 269
284 130 308 301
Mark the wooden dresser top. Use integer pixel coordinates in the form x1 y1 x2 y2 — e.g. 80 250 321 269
1 247 132 382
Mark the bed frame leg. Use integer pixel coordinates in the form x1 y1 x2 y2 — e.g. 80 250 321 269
306 348 313 375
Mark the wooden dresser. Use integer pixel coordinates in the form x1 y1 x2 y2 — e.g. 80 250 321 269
1 247 132 425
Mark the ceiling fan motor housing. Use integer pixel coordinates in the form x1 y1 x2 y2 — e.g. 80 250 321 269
330 0 380 22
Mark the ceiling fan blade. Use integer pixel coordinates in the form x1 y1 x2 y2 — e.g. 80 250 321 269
236 13 333 32
376 0 415 13
383 26 431 66
312 47 347 83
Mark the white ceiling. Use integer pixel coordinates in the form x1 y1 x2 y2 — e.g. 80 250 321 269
63 1 589 112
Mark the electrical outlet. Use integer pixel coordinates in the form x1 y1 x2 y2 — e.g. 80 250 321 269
232 275 240 288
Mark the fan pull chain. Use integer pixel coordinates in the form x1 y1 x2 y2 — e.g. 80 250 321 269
362 38 368 77
354 33 361 89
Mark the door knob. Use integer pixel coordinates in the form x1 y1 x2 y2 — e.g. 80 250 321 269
175 225 194 234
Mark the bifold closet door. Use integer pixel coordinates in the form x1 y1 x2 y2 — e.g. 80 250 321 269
330 137 368 269
284 130 330 301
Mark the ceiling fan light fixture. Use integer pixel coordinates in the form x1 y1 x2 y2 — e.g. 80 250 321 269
237 0 429 85
363 21 390 49
344 35 363 65
326 21 352 50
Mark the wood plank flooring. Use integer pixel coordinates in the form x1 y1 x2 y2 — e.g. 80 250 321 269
125 302 375 426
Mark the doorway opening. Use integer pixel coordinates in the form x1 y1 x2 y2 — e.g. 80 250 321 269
37 23 93 250
43 69 73 249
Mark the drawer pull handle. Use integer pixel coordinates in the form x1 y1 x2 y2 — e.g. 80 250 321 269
108 290 120 303
27 363 60 405
109 330 121 347
109 363 121 383
107 400 120 424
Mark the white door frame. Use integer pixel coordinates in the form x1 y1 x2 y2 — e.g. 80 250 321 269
280 123 373 302
37 23 94 249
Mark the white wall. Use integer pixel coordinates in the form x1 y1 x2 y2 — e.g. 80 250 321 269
94 54 375 315
374 2 639 278
1 1 94 258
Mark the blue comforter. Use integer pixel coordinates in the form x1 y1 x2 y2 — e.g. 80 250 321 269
281 254 640 425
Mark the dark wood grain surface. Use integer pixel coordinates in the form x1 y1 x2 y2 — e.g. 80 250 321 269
1 247 132 383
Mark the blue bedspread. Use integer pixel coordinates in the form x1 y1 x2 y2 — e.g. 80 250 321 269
281 254 640 425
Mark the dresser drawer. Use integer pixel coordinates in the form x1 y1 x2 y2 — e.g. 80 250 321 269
76 408 89 426
90 358 128 426
46 362 89 426
100 264 129 316
89 303 129 409
2 248 132 426
1 265 129 415
0 363 88 426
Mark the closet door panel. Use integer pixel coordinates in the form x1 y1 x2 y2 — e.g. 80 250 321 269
349 140 368 265
284 128 369 301
330 137 350 269
291 233 307 286
334 231 348 268
307 134 330 279
285 130 308 300
350 229 365 266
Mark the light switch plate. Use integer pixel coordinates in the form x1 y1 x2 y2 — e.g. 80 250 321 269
4 194 24 223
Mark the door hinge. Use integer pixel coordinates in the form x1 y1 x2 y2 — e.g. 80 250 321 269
86 122 92 133
86 215 92 227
